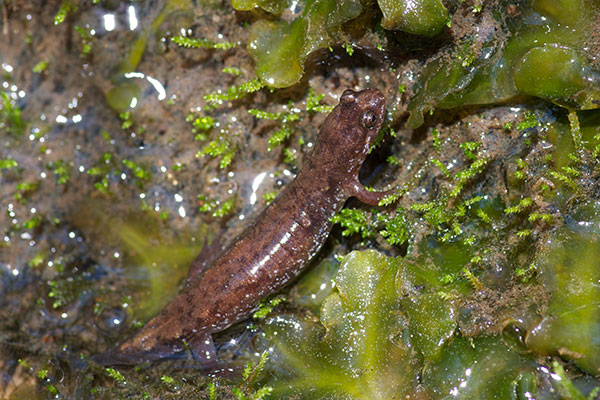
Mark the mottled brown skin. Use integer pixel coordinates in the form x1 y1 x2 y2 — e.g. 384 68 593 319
94 89 389 369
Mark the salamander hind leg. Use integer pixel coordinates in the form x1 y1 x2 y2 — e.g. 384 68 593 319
187 333 245 378
188 332 220 371
187 232 226 283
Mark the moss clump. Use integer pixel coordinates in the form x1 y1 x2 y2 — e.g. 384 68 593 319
198 194 237 218
171 35 238 50
1 91 25 136
197 133 236 169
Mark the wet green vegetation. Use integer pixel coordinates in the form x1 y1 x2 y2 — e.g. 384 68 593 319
1 0 600 398
406 0 600 128
525 223 600 377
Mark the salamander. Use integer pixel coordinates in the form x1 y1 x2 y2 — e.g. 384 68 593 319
93 88 390 369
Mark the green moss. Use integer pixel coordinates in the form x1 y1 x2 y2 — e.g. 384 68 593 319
37 369 49 380
213 196 236 218
238 352 273 399
504 197 533 215
431 128 442 151
54 0 74 25
568 110 584 152
197 135 236 169
253 296 285 319
45 384 59 396
204 78 265 104
306 88 333 114
171 35 237 50
32 61 48 73
47 271 90 309
198 195 237 217
246 87 336 151
74 25 93 57
262 190 278 204
122 159 151 181
405 146 489 241
330 208 378 239
105 368 126 384
548 169 577 189
27 253 46 268
1 91 25 136
379 212 409 245
22 216 42 230
248 107 300 150
0 157 18 169
46 159 72 184
160 375 176 386
222 67 242 76
186 113 214 140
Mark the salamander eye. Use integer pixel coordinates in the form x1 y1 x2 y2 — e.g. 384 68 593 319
361 109 378 129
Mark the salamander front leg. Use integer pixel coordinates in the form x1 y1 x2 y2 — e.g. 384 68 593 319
351 181 399 206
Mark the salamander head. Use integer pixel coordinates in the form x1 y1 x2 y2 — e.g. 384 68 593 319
311 88 386 172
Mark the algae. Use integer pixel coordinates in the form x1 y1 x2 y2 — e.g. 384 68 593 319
526 222 600 376
406 0 600 128
245 0 364 88
377 0 448 36
255 250 417 399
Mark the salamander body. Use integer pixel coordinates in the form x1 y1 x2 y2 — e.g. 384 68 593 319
94 88 389 368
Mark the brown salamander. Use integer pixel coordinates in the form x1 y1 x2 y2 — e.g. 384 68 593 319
94 88 390 368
